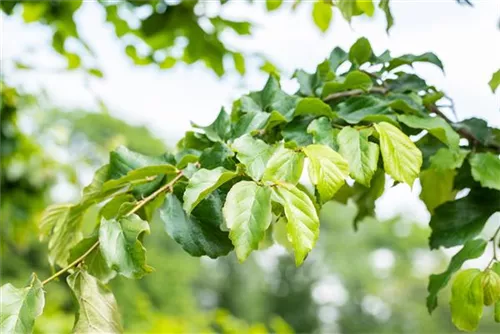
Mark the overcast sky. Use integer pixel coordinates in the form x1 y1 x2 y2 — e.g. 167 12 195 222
2 0 499 225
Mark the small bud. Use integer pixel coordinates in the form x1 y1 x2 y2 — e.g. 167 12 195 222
481 269 500 306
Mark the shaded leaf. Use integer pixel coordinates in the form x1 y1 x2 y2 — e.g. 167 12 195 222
419 168 456 214
307 117 338 149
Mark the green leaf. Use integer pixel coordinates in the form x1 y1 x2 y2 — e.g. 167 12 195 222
232 135 274 181
493 263 500 322
337 127 379 186
199 142 235 169
102 164 177 193
232 111 270 138
262 146 305 184
273 183 320 266
450 269 484 332
374 122 422 186
282 118 314 147
430 148 469 171
303 144 349 202
294 97 332 118
379 0 394 32
69 234 116 284
266 0 283 11
453 118 490 145
108 146 170 196
482 269 500 306
328 47 348 73
349 37 372 66
429 189 500 249
160 193 233 258
426 239 487 313
232 53 246 75
273 216 293 250
22 2 47 22
489 69 500 93
307 117 338 149
67 269 123 333
419 168 456 214
387 52 444 71
386 73 428 93
192 108 231 142
337 96 395 125
99 215 153 279
81 164 110 203
469 152 500 190
0 274 45 334
183 167 238 214
322 71 373 97
398 115 460 148
312 1 332 32
223 181 273 261
356 0 374 16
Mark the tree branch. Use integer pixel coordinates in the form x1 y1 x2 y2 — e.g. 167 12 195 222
323 86 388 102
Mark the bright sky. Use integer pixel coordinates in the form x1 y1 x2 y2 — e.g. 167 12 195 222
2 0 500 225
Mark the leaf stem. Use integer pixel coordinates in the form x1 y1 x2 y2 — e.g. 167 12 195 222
41 171 184 286
486 225 500 268
323 86 387 102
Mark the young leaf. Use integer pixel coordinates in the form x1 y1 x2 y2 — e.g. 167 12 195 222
429 148 469 171
102 164 177 192
0 274 45 334
262 146 305 184
493 263 500 322
429 189 500 249
450 269 484 332
183 167 238 214
99 215 153 279
426 238 487 313
231 135 274 181
481 269 500 306
223 181 272 261
419 168 456 214
191 108 231 142
374 122 422 187
266 0 283 11
398 115 460 148
489 69 500 93
349 37 372 66
273 183 320 266
303 144 349 202
469 152 500 191
337 127 379 186
67 269 123 333
312 1 332 32
159 193 233 258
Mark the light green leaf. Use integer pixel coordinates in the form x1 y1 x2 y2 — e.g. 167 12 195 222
337 127 379 186
312 1 333 32
349 37 372 66
493 263 500 322
232 53 246 75
322 71 373 97
183 167 237 214
0 274 45 334
430 148 469 171
303 144 349 202
489 69 500 93
450 269 484 332
469 152 500 190
81 164 110 203
482 269 500 306
102 164 177 193
374 122 422 186
426 239 487 313
419 168 456 214
99 215 153 279
67 269 122 334
223 181 272 261
273 183 320 266
192 108 230 142
307 117 338 149
262 146 305 184
232 135 274 181
356 0 374 16
294 97 332 117
273 216 293 250
379 0 394 32
398 115 460 148
159 193 233 258
266 0 283 11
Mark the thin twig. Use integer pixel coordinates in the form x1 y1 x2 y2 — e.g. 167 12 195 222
323 87 387 102
40 171 184 286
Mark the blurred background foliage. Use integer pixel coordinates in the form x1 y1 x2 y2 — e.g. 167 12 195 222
1 0 499 333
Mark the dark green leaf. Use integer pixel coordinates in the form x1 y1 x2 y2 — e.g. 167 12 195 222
192 108 231 142
322 71 373 97
336 96 395 125
349 37 373 66
398 115 460 148
307 117 338 149
387 52 444 71
160 193 233 258
379 0 394 32
329 47 348 73
429 189 500 249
